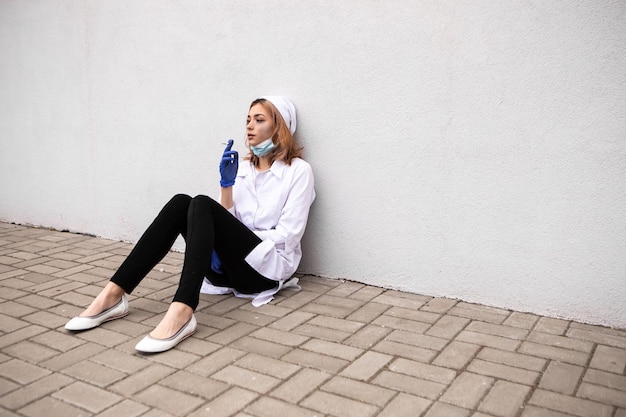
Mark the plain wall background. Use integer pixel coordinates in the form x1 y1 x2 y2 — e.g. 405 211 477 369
1 0 625 328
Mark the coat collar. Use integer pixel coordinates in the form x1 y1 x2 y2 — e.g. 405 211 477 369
239 160 286 179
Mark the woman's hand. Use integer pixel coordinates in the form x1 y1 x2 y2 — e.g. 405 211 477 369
219 139 238 187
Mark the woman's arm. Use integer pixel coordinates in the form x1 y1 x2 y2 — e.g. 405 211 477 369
220 186 234 210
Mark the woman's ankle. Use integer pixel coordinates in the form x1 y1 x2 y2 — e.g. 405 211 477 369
80 282 125 317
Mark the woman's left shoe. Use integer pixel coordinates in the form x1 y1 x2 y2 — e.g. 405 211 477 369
135 314 197 353
64 295 129 331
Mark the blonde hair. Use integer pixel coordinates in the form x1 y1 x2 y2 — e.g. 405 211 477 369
246 98 303 167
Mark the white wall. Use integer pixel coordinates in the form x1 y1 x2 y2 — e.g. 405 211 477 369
1 1 625 328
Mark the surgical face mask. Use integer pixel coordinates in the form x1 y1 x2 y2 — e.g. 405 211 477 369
251 138 275 157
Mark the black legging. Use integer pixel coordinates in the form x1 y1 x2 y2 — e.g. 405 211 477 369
110 194 277 310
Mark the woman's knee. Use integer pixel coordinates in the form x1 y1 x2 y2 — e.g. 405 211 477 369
191 194 218 208
163 194 192 213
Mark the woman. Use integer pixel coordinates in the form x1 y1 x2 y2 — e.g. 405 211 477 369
64 96 315 353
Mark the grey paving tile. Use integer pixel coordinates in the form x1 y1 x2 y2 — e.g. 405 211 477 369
1 224 625 417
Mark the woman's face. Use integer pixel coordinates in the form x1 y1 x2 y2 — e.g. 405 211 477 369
246 103 275 147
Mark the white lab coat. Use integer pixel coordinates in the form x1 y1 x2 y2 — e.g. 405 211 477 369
201 157 315 306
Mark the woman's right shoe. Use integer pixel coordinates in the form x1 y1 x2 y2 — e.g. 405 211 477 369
64 295 129 331
135 314 197 353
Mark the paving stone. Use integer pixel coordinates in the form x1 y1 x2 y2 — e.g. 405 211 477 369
294 323 352 342
388 358 457 384
230 335 293 359
432 341 481 370
583 368 626 390
301 339 363 361
0 373 74 410
348 285 385 302
518 341 590 366
207 322 259 345
478 380 531 417
267 311 315 331
538 361 584 394
62 360 127 387
421 297 458 314
188 387 257 417
322 375 396 407
135 384 206 416
467 359 540 385
466 321 530 340
528 389 612 417
53 381 123 413
0 359 50 385
487 351 543 373
340 351 393 381
282 349 349 374
372 291 428 310
0 314 28 334
456 330 521 351
570 322 626 338
577 382 626 408
96 399 150 417
346 302 390 323
0 301 37 317
528 330 594 352
589 344 626 373
301 390 379 417
373 339 438 363
275 290 321 309
186 347 247 377
448 304 508 324
0 376 19 397
566 328 626 349
142 347 200 369
2 340 59 363
224 309 276 327
503 312 539 329
378 393 431 417
382 306 441 324
372 314 431 333
90 348 152 373
308 314 365 333
373 371 446 400
212 365 281 393
424 401 470 417
270 368 331 403
235 353 300 379
439 372 493 409
425 315 470 339
386 329 448 351
521 405 578 417
245 396 322 417
160 370 229 400
251 327 309 347
18 395 93 417
108 364 176 396
344 324 391 349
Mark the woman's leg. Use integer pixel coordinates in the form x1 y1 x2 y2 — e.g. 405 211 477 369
111 194 192 292
151 194 261 338
80 194 192 317
179 195 276 297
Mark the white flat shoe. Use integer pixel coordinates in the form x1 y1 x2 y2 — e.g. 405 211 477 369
65 295 129 331
135 314 197 353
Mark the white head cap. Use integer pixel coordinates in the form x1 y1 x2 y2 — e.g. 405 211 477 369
261 96 297 135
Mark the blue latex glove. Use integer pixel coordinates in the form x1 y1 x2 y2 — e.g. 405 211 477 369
219 139 238 187
211 250 223 274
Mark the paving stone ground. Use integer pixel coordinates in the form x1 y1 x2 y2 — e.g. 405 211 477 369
0 222 625 417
